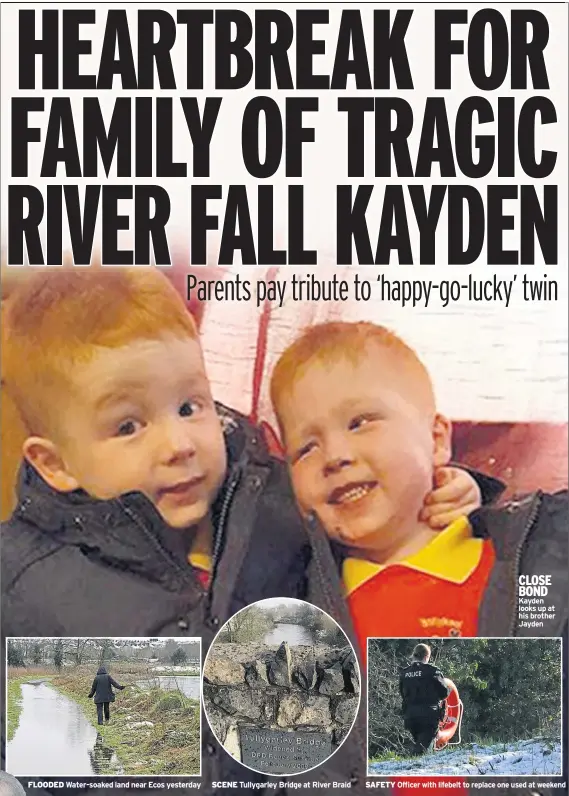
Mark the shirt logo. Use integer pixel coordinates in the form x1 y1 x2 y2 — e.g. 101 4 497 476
419 617 463 636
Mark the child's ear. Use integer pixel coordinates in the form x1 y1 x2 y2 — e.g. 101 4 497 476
22 437 80 493
432 413 452 467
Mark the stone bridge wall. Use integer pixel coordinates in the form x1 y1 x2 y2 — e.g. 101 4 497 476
203 641 360 760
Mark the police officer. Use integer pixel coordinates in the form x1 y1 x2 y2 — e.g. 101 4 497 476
399 643 450 755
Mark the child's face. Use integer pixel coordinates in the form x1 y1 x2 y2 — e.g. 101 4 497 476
278 351 450 556
49 336 227 529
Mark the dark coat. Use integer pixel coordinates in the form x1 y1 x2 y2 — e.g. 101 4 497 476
87 666 124 703
1 405 310 641
399 661 450 719
1 404 311 793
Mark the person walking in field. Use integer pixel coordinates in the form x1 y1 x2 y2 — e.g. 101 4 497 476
399 644 450 755
88 665 125 725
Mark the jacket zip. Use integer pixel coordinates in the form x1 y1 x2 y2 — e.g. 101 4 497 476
107 466 242 618
212 465 242 570
117 463 242 590
204 465 243 619
508 491 543 636
118 503 199 588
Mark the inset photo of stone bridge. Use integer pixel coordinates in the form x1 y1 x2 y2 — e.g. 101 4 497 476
202 598 360 776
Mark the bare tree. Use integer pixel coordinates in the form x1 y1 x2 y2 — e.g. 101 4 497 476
219 606 274 643
67 638 91 665
367 642 409 758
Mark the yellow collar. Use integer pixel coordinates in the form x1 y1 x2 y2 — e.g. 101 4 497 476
343 516 483 597
188 550 213 573
187 522 213 573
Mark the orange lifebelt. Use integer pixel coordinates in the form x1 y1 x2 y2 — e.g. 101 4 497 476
434 678 463 751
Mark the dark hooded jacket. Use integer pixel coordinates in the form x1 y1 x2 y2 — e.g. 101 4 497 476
87 666 124 704
304 489 568 638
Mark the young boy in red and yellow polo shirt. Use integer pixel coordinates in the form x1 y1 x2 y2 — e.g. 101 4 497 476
270 321 496 656
270 320 567 795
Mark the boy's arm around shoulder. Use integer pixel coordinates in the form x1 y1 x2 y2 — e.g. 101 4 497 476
539 488 569 518
510 488 567 538
525 488 568 570
475 488 567 553
457 465 505 505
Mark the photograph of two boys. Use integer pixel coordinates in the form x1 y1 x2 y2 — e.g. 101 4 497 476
1 264 567 793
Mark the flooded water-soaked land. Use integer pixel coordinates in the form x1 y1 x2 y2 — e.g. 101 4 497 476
7 682 122 775
135 675 200 699
6 635 202 775
6 669 201 776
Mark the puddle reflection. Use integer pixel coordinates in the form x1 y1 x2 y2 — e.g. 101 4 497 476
7 682 123 776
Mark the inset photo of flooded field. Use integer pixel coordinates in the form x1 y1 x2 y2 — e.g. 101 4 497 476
6 637 201 776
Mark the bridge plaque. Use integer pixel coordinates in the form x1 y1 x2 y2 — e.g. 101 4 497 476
239 727 332 774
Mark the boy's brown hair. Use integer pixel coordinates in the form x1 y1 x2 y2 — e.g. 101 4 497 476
270 321 436 441
2 267 198 439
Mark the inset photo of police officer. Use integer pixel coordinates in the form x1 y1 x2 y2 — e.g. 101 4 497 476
367 638 563 777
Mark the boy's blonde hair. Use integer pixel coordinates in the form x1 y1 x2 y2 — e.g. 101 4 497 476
270 321 435 439
2 267 198 437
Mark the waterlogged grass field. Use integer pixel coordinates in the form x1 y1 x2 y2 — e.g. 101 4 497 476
7 664 200 775
52 669 200 775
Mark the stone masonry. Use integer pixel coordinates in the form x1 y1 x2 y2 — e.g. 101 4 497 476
203 642 360 760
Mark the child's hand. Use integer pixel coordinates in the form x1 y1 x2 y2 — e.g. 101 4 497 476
420 467 481 529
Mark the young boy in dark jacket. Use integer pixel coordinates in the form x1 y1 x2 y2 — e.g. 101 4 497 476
1 269 481 794
270 321 567 793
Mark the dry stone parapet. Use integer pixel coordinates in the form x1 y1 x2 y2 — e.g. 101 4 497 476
203 641 360 759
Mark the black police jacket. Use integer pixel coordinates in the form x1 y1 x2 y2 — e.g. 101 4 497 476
399 661 450 719
2 397 566 796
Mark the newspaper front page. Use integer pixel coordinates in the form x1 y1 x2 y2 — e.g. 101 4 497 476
1 3 567 795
